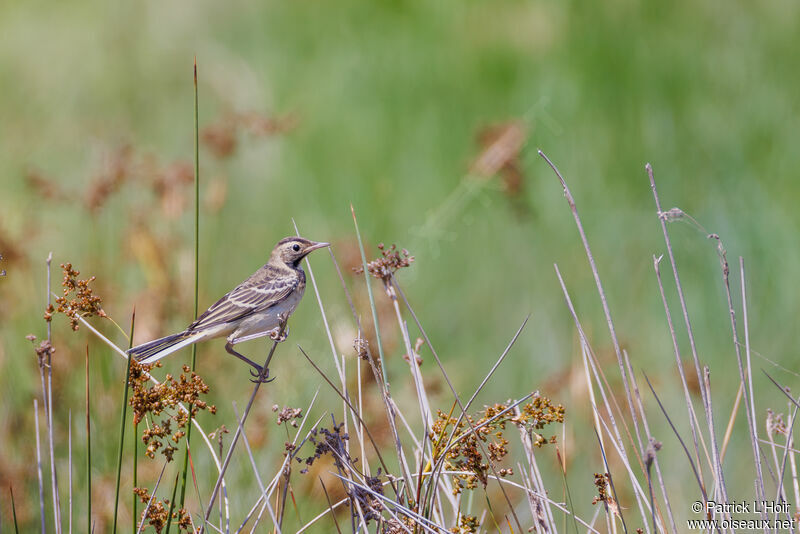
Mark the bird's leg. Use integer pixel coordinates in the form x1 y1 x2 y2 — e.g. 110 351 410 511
225 342 274 383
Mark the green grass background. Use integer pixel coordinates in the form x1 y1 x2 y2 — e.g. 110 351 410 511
1 0 799 531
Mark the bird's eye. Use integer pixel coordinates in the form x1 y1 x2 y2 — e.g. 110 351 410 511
292 244 301 252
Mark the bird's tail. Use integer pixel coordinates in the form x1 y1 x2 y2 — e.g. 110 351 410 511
127 331 203 364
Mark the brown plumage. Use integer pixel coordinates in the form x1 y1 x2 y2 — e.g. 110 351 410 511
127 236 329 378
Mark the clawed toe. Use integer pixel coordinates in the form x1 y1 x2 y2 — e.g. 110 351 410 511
249 366 274 383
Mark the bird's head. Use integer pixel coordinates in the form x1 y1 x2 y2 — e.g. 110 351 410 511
273 237 330 267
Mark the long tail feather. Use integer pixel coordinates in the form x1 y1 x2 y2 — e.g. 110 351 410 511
127 331 203 364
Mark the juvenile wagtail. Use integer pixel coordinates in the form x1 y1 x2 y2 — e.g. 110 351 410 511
128 237 329 378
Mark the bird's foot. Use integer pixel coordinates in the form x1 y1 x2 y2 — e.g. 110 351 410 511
249 365 275 384
269 326 289 342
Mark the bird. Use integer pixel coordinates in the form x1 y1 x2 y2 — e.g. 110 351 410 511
127 236 329 380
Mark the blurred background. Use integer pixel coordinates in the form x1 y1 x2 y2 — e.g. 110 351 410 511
1 0 799 530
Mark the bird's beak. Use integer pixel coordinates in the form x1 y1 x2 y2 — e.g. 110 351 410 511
306 241 331 253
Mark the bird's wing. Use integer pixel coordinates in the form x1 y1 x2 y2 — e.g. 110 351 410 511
188 272 299 332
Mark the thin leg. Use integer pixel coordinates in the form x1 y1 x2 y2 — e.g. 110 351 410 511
225 342 273 383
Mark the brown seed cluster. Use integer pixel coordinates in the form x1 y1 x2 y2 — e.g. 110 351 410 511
383 517 417 534
272 404 303 427
133 487 193 533
25 334 55 368
47 263 106 330
298 422 350 472
128 361 216 461
430 395 564 496
451 514 479 534
592 472 612 506
353 243 414 283
767 409 788 436
297 422 387 523
353 336 370 361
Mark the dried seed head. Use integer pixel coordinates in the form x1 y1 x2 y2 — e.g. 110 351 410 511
52 263 106 330
353 243 414 283
353 337 369 361
129 360 215 462
275 406 303 427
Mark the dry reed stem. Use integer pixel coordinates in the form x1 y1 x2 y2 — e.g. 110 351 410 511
392 280 525 532
651 255 710 477
623 349 677 533
646 164 719 488
199 322 286 531
539 150 644 454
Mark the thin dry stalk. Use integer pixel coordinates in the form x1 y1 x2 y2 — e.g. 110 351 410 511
351 207 416 501
240 411 325 534
646 164 717 480
392 280 526 532
200 323 286 531
318 479 344 534
555 265 651 528
592 425 629 533
539 150 644 452
421 316 529 519
35 399 46 534
707 236 763 511
624 350 677 534
740 257 768 505
720 384 744 461
699 366 730 516
231 399 285 534
43 253 62 534
652 255 709 476
516 416 557 532
774 405 798 521
69 411 73 534
643 375 711 515
135 461 168 534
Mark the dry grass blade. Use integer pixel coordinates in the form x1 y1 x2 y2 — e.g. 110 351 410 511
422 314 529 516
554 265 652 528
200 323 286 531
238 400 324 533
704 233 761 509
646 164 716 459
85 346 92 532
318 478 344 534
68 411 73 534
624 350 677 534
135 461 168 534
350 206 417 500
43 253 62 534
643 373 713 522
651 255 709 482
391 279 526 533
327 473 443 533
297 345 396 484
591 426 628 533
739 257 768 506
231 400 282 533
35 399 46 534
539 150 643 452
